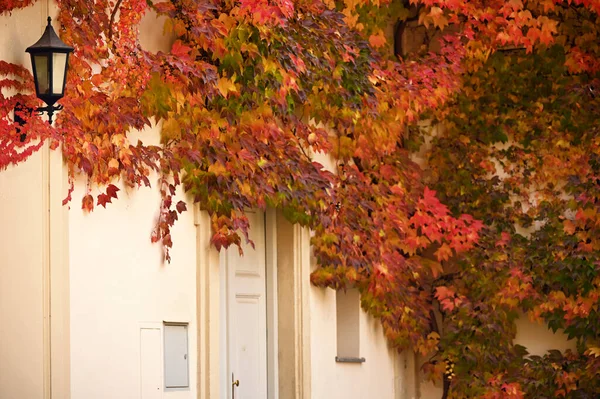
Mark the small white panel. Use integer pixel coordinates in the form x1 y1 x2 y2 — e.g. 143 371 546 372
140 328 162 399
164 324 189 388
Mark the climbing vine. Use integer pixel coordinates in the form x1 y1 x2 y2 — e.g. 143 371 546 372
1 0 599 397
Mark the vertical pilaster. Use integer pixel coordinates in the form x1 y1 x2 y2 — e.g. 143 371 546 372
195 207 220 399
42 145 51 399
394 350 419 399
277 214 311 398
49 146 70 399
41 8 52 399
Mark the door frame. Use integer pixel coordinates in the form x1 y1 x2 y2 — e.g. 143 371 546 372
265 209 279 399
195 207 308 399
204 208 279 399
216 209 279 399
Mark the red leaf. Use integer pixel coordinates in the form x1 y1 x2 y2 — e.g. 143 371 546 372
97 193 111 208
154 1 175 13
435 286 457 312
176 201 187 213
106 184 120 199
495 231 511 247
171 41 192 59
163 233 173 248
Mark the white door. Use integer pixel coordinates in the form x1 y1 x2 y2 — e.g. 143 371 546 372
222 210 268 399
140 328 163 399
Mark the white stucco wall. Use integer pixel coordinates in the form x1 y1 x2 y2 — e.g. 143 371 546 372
309 286 399 398
68 126 198 399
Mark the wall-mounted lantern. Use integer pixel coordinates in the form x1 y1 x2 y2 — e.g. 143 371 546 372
24 16 73 124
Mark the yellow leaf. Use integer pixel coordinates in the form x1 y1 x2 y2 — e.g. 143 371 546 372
111 134 127 147
428 331 440 341
173 20 187 37
414 255 444 278
161 118 181 141
240 43 259 59
429 7 448 30
344 13 359 29
587 346 600 357
459 135 471 144
262 58 279 74
118 148 133 166
108 158 119 172
208 162 227 176
217 76 237 98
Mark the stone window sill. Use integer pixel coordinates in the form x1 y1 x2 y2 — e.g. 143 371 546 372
335 356 366 364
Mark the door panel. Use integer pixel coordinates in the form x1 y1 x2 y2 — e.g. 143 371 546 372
235 296 262 398
140 328 162 399
224 211 267 399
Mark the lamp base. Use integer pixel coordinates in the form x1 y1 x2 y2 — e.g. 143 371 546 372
14 102 63 132
37 104 63 125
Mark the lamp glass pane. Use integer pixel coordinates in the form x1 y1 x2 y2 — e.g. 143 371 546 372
52 53 67 95
34 55 50 95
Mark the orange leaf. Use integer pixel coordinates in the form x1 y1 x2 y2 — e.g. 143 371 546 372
563 220 576 235
434 243 453 262
368 31 387 48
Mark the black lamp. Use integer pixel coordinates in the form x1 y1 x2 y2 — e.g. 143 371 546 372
25 16 73 124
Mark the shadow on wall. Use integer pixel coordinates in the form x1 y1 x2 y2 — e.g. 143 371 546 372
513 316 576 357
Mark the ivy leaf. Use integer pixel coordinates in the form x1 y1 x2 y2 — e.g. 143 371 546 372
434 243 453 262
217 76 237 98
171 41 193 60
368 30 387 48
106 184 120 199
435 286 457 312
176 201 187 213
563 220 576 235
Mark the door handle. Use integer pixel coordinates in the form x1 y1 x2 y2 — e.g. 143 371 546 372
232 373 239 399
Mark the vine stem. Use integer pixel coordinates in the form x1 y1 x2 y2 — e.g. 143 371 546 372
108 0 124 44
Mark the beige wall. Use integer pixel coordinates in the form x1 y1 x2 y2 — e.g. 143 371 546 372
0 152 46 398
0 3 61 399
309 286 400 398
514 317 576 356
68 126 198 399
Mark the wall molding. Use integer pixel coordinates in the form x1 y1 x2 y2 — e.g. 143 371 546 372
194 206 220 399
